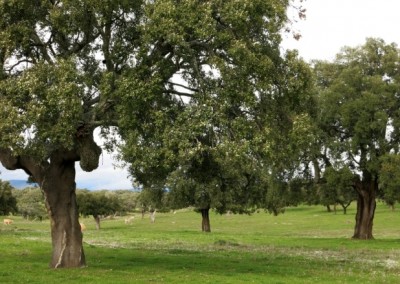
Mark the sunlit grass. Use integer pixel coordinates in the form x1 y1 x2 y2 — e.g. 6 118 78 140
1 203 400 283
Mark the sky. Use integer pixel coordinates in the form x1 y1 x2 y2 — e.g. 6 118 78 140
282 0 400 62
1 0 400 190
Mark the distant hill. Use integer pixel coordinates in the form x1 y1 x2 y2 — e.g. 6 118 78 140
8 179 89 189
7 179 136 191
8 179 37 189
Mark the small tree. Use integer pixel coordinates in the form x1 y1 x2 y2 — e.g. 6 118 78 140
0 180 17 215
321 167 356 214
77 190 120 230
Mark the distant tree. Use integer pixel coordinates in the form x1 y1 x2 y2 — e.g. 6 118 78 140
0 180 17 215
124 50 314 233
137 186 169 215
379 154 400 210
12 187 47 220
321 167 357 214
112 190 139 214
77 190 120 230
164 143 268 232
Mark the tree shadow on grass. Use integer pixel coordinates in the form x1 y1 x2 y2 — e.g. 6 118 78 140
83 245 349 282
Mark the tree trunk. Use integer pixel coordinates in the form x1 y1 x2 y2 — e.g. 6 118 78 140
326 205 332 212
42 160 86 268
201 208 211 232
94 215 101 230
1 132 100 269
352 180 376 240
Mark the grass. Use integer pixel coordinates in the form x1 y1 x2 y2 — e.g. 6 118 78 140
2 203 400 283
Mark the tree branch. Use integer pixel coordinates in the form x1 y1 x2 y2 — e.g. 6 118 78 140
167 81 199 93
165 89 195 98
0 148 48 184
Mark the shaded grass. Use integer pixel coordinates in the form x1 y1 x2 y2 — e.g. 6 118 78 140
1 203 400 283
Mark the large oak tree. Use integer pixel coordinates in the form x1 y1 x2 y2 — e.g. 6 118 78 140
118 4 313 232
313 38 400 239
0 0 306 267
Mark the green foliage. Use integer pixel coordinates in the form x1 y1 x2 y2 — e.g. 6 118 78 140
12 187 47 220
0 179 17 215
77 190 121 218
0 0 312 219
320 167 357 212
313 38 400 192
379 154 400 207
0 0 312 267
137 186 168 212
117 2 315 216
111 190 139 214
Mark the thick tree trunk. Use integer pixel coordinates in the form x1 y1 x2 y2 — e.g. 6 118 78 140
42 160 86 268
352 181 376 240
1 131 100 269
201 208 211 232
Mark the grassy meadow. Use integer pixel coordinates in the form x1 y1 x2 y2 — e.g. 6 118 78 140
2 203 400 283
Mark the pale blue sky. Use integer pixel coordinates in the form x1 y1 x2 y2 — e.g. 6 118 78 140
1 0 400 189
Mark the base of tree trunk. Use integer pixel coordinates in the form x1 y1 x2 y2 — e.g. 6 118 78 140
201 208 211 232
352 189 376 240
42 160 86 268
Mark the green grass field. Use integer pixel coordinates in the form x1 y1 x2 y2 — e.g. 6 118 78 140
2 203 400 283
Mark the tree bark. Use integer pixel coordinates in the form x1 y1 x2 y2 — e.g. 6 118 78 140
42 159 86 268
200 208 211 232
352 179 377 240
0 131 100 268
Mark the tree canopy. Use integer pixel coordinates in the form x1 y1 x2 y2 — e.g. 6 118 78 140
117 5 314 231
0 0 308 267
312 38 400 239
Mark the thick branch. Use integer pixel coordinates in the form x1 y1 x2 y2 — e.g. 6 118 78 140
31 32 54 63
84 95 100 107
167 81 199 93
165 89 195 98
0 149 19 171
0 148 48 184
